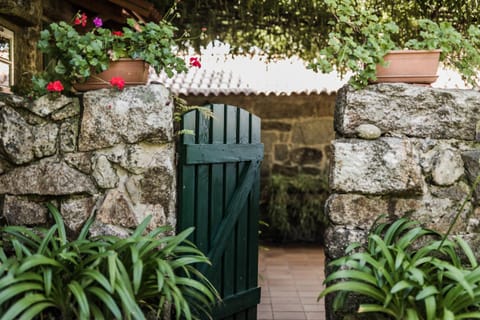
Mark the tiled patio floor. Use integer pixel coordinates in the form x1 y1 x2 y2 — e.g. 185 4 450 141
257 243 326 320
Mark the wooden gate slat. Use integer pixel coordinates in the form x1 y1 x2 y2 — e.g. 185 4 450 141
210 104 226 290
179 104 263 320
222 105 238 310
183 144 264 164
195 110 210 254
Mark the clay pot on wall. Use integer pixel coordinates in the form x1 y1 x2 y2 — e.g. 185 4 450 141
73 59 149 91
372 49 442 85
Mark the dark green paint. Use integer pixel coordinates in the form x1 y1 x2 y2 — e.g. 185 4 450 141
178 104 263 320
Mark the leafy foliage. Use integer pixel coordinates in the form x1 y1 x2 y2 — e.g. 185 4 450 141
152 0 480 60
33 16 187 97
319 218 480 319
262 173 329 242
0 204 219 320
307 0 480 89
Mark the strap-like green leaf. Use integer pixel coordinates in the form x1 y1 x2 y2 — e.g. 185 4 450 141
68 280 90 319
17 254 62 274
86 286 122 319
18 301 56 320
2 293 50 320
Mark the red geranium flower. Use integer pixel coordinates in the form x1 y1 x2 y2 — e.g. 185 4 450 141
46 80 64 92
74 12 87 27
189 57 201 68
110 77 125 90
112 31 124 36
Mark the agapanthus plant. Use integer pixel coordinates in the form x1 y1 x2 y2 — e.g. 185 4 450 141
31 10 194 97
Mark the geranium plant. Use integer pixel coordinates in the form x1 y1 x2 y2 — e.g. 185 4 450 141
31 11 193 97
309 0 480 89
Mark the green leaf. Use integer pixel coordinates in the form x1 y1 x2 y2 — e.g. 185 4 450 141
86 286 122 319
0 282 43 305
17 254 62 274
46 203 67 247
357 304 397 317
18 301 56 320
416 285 439 300
318 281 385 302
2 294 50 320
68 280 90 318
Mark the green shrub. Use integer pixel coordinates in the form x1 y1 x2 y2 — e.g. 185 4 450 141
319 217 480 319
0 203 219 320
262 173 329 242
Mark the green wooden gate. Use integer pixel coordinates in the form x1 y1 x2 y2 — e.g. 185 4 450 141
178 104 264 320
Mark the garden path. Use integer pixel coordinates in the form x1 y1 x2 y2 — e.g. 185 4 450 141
257 243 326 320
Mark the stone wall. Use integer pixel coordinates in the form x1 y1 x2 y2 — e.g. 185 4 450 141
0 84 176 236
182 93 335 179
325 83 480 319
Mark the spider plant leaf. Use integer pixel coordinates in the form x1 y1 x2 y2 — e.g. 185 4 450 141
456 312 480 319
391 280 414 294
46 203 67 247
43 267 52 296
18 301 56 320
86 286 122 319
90 302 106 320
131 215 153 238
108 252 117 289
133 259 144 295
37 225 58 255
370 235 394 271
115 283 145 320
77 211 97 241
0 282 43 305
17 254 62 274
406 308 421 320
443 308 454 320
318 281 385 302
455 236 478 268
324 269 377 286
416 285 439 300
81 269 113 293
2 293 50 320
424 295 436 320
68 280 90 318
357 303 398 317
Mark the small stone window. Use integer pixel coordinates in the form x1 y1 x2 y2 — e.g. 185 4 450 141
0 26 14 93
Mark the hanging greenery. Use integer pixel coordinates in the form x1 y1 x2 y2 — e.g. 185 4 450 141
151 0 480 62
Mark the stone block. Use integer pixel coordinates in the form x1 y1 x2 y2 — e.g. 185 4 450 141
0 157 97 195
78 85 173 151
274 144 289 162
336 83 480 140
330 138 423 195
3 195 48 225
290 147 323 165
291 118 334 145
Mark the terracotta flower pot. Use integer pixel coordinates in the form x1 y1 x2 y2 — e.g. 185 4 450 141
73 59 149 91
373 49 441 84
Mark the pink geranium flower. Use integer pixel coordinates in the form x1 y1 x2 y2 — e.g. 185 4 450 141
93 17 103 28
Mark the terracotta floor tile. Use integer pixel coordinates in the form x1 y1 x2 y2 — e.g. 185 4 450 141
269 296 302 304
303 304 325 312
258 311 274 320
306 312 327 320
273 311 307 320
258 243 326 320
271 304 304 312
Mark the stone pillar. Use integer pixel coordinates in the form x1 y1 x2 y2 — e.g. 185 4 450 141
325 83 480 319
0 84 177 236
